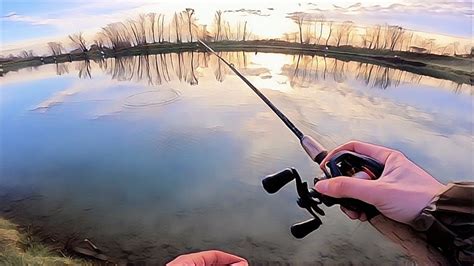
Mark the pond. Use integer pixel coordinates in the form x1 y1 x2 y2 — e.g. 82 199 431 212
0 52 472 264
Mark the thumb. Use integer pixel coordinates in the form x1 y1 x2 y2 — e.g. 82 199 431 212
315 177 382 205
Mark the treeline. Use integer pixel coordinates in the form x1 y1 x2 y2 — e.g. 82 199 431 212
285 12 470 55
5 8 472 60
43 9 253 57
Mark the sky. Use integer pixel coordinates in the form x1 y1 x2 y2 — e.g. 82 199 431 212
1 0 472 55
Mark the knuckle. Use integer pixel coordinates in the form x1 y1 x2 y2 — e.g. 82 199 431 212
346 140 358 145
391 150 407 160
336 140 355 150
391 150 403 157
345 140 358 148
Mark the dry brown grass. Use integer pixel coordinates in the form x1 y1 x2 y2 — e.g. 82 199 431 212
0 218 83 265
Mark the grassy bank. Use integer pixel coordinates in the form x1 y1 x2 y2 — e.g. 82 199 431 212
0 218 82 265
2 40 472 85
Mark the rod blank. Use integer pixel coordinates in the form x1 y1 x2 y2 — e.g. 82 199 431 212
198 40 304 140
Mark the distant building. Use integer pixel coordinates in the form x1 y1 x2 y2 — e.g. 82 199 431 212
88 44 100 51
409 46 428 53
70 48 83 54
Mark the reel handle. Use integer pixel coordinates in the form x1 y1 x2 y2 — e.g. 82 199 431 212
262 168 295 194
290 218 322 239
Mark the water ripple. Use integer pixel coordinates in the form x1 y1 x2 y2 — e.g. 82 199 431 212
123 89 181 108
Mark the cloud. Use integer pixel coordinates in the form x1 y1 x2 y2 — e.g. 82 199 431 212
2 12 59 25
298 1 471 40
224 8 270 17
307 1 472 17
2 12 17 18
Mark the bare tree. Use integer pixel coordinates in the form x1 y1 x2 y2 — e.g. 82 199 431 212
172 12 183 43
224 21 231 40
386 26 405 51
213 10 223 41
290 13 305 44
343 21 354 45
124 15 147 46
101 25 117 49
148 13 157 43
127 19 140 46
334 21 354 46
316 15 325 45
304 19 312 43
363 27 372 48
236 22 241 41
19 50 35 58
47 42 65 56
68 32 88 52
451 41 459 55
93 33 106 49
242 21 248 41
168 24 171 42
325 21 334 46
372 25 382 49
101 22 132 49
184 8 195 42
138 14 147 44
361 29 370 48
146 14 165 43
159 14 165 42
334 25 344 46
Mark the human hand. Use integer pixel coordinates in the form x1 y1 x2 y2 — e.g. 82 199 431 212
315 141 447 224
166 250 248 266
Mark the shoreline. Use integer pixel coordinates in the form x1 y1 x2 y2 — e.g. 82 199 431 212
0 217 84 264
2 40 472 86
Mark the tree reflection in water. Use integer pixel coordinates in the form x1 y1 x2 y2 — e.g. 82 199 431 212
55 63 69 76
72 52 464 91
286 54 428 90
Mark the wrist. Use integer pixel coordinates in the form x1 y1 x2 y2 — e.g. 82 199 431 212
411 183 451 230
410 182 474 265
426 183 449 209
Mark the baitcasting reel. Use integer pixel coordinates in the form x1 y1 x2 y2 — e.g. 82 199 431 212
262 150 384 239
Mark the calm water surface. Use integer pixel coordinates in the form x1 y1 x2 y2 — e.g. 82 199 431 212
0 52 472 264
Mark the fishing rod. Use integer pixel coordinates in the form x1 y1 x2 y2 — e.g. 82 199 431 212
198 40 328 164
197 40 450 263
198 39 384 237
198 42 304 140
